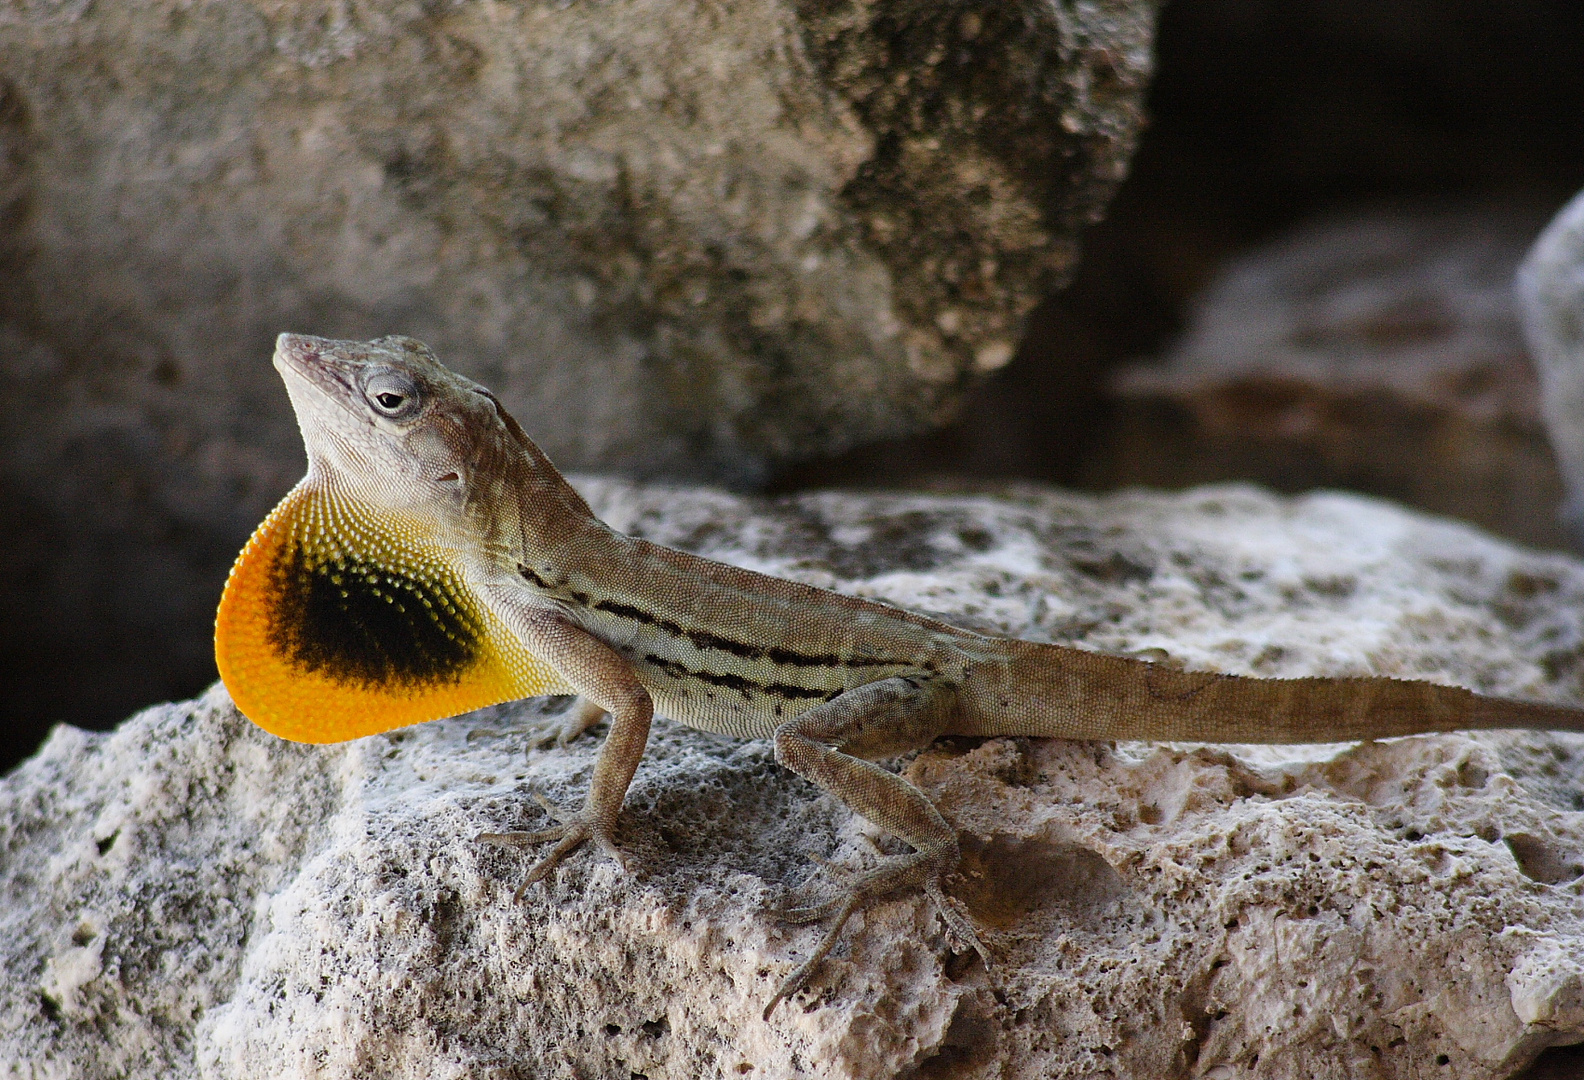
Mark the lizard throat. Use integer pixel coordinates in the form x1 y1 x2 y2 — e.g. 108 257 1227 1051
215 482 572 743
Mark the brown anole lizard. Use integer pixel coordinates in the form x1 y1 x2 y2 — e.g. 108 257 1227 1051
215 333 1584 1017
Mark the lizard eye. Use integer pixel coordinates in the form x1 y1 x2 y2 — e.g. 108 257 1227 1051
364 372 421 419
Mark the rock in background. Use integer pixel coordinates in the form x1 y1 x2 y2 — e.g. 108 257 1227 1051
4 478 1584 1079
0 0 1156 750
783 2 1584 535
1099 208 1573 553
1518 189 1584 544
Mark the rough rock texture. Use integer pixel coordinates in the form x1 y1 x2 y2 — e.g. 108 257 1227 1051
1518 189 1584 544
0 0 1156 745
5 478 1584 1079
0 0 1154 479
1099 208 1572 552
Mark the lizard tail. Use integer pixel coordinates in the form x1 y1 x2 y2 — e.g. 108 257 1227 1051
992 640 1584 744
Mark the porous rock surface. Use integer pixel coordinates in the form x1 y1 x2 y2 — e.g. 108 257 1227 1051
0 0 1156 735
5 478 1584 1079
1103 207 1571 552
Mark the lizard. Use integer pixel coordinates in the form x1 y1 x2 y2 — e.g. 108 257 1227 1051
215 332 1584 1017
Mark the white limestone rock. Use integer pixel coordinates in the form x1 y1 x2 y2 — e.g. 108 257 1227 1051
4 479 1584 1079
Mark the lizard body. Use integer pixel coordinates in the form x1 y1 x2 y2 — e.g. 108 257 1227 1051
216 333 1584 1015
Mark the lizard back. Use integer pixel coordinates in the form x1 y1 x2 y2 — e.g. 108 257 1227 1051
521 528 998 740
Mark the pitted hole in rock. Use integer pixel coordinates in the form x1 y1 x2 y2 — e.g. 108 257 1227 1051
1455 758 1488 789
956 833 1125 930
1504 833 1584 884
909 996 999 1080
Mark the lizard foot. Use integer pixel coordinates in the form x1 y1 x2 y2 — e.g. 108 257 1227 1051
526 695 609 750
475 791 628 901
762 850 989 1019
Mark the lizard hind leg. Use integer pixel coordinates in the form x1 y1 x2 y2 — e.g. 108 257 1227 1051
763 676 988 1018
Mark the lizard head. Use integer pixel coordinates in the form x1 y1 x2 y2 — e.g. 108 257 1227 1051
274 332 509 522
215 334 573 744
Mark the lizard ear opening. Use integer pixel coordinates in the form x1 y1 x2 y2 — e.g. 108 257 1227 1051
215 485 572 743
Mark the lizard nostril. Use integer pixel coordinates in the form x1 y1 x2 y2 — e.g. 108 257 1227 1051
435 472 460 483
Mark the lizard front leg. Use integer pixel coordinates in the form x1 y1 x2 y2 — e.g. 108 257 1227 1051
476 605 653 896
765 675 988 1017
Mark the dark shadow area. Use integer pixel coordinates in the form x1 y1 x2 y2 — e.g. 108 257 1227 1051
773 0 1584 493
0 481 247 776
1520 1042 1584 1080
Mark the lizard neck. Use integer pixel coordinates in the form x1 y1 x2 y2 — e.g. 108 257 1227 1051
486 405 612 569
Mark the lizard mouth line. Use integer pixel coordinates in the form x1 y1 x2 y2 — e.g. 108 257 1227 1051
274 334 376 428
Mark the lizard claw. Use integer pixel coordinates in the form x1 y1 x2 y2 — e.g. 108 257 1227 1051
925 877 992 971
762 855 989 1020
763 892 863 1020
475 792 629 901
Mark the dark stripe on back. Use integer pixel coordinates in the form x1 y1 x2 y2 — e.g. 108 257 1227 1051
765 645 894 668
518 564 593 606
595 598 902 669
643 654 829 700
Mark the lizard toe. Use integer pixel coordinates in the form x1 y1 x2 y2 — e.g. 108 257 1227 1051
768 893 849 926
763 850 983 1018
925 876 991 970
764 892 864 1020
477 789 633 901
510 826 588 900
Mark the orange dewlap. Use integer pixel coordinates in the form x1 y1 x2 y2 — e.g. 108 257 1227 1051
215 483 572 743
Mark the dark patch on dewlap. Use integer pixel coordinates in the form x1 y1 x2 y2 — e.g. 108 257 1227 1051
269 543 481 686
